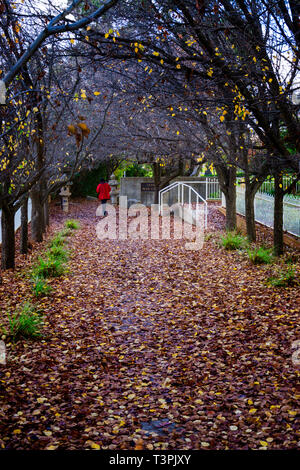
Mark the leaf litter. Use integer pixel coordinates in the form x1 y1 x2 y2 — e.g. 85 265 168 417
0 199 299 450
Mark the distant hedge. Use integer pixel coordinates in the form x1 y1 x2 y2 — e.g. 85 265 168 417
71 165 107 198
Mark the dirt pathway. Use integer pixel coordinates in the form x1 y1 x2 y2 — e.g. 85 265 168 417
0 200 299 450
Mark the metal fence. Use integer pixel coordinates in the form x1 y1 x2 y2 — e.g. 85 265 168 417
237 176 300 197
0 199 32 244
205 178 222 199
235 187 300 237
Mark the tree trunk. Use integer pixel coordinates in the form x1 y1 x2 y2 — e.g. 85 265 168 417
31 187 44 243
20 197 29 254
40 179 48 233
224 186 237 230
152 161 161 205
215 164 237 231
1 204 15 270
245 184 256 242
44 196 49 227
273 172 284 256
224 166 237 231
31 108 46 241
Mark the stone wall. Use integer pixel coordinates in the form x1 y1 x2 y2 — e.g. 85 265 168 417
120 177 155 206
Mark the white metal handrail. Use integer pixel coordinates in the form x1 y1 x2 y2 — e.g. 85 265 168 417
159 181 208 228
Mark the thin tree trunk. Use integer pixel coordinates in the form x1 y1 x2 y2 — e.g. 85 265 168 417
44 196 49 227
1 204 15 270
224 188 237 230
20 197 28 254
274 172 284 256
31 108 46 241
40 179 48 233
152 161 161 205
215 164 237 231
245 184 256 242
31 187 44 243
224 166 237 231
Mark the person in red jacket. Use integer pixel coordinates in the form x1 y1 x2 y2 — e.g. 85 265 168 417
96 178 111 216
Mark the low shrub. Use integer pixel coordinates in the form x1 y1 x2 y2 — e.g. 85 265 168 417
247 246 273 264
47 245 69 261
65 219 80 230
205 232 214 242
284 254 299 265
49 234 65 247
33 256 65 279
32 277 52 297
61 228 72 237
267 266 298 287
4 302 43 341
221 231 248 250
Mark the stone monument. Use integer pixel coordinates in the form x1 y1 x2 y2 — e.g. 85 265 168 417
59 183 72 212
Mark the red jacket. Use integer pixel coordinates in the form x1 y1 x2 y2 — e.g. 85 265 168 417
96 182 111 200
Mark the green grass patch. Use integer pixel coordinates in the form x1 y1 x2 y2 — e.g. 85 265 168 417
2 302 43 341
61 228 72 237
30 223 75 295
247 246 274 264
267 266 298 287
204 232 214 242
284 254 299 265
221 231 248 250
32 277 52 297
32 256 65 279
49 233 66 247
47 245 69 261
64 219 80 230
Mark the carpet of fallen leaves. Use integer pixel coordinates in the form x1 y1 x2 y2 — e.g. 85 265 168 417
0 199 299 450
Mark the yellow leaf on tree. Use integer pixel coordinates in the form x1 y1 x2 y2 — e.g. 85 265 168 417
77 123 90 137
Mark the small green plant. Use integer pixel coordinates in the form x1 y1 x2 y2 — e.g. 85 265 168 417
4 302 43 341
284 254 299 265
205 232 214 241
208 192 220 199
33 256 65 279
221 231 248 250
61 228 72 237
47 245 69 261
247 246 273 264
32 277 52 297
49 233 66 247
65 219 80 230
267 266 298 287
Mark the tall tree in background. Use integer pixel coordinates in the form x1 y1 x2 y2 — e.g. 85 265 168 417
85 0 299 253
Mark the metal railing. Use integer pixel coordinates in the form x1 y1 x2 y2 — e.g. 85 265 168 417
237 176 300 197
0 199 32 244
235 187 300 237
205 177 222 199
159 181 208 228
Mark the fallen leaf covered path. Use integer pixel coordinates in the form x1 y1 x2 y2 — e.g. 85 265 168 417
0 199 299 450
